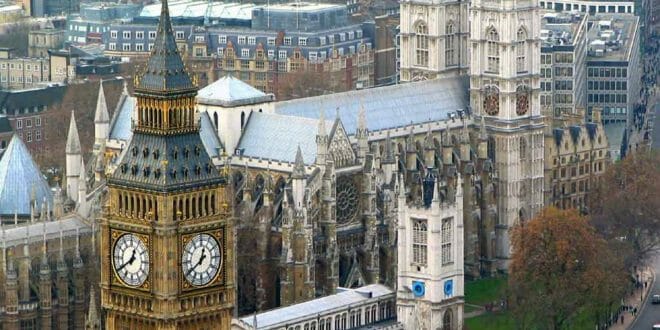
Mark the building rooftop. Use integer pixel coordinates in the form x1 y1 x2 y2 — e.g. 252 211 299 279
197 76 273 107
0 135 53 217
237 112 334 165
541 11 586 48
140 1 255 21
1 214 91 248
586 14 639 62
262 2 344 13
238 284 393 329
273 76 469 134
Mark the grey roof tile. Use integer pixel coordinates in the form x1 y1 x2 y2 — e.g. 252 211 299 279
274 77 469 134
0 136 52 216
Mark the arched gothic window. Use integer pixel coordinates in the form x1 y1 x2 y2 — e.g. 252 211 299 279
487 137 496 162
415 22 429 67
240 111 245 129
517 28 528 73
445 23 456 67
520 136 527 160
486 28 500 73
213 112 218 129
442 309 452 330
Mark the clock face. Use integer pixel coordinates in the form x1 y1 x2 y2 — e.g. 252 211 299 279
182 233 222 286
516 92 529 116
483 88 500 116
113 234 149 287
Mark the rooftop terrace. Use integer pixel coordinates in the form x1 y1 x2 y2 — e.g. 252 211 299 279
586 14 639 62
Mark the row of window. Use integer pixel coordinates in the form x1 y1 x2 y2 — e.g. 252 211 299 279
588 67 627 78
17 129 42 142
69 24 108 33
219 31 363 47
16 117 41 129
287 302 393 330
588 93 628 104
588 80 628 91
110 30 159 40
1 106 46 115
0 75 45 84
0 62 47 71
412 217 453 266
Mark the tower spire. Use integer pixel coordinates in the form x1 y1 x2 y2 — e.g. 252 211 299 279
292 146 305 179
85 287 100 329
66 111 81 155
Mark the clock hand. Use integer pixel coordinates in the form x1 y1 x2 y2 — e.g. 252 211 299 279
116 249 137 272
186 249 207 276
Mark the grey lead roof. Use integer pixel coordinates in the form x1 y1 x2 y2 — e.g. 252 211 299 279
197 75 273 107
1 215 91 248
108 132 225 192
239 284 393 329
136 0 195 92
236 112 333 165
274 77 469 134
199 111 223 157
108 95 135 141
0 136 53 216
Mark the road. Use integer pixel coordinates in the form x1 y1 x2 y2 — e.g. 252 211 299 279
631 252 660 330
652 102 660 150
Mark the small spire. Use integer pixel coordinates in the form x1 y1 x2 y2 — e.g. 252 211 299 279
357 103 367 132
318 109 327 137
292 146 305 179
85 286 100 329
122 78 129 95
383 131 395 164
480 116 488 140
79 158 87 192
94 80 110 124
66 111 81 155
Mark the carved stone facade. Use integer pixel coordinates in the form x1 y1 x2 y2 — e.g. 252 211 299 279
399 0 470 82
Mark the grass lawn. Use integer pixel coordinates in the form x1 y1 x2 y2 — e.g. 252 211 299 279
464 304 482 313
465 277 508 306
465 312 516 330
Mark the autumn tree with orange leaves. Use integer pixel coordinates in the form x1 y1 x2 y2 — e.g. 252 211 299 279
509 207 627 330
589 151 660 266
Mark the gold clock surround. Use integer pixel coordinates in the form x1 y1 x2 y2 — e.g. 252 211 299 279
180 228 226 290
110 229 152 291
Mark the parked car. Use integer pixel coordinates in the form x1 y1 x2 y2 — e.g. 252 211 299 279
652 294 660 304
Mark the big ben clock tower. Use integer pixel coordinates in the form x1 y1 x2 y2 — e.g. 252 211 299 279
469 0 545 271
99 0 234 329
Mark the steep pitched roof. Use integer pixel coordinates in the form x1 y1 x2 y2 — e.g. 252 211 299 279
135 0 194 92
274 76 469 133
0 135 53 216
94 81 110 124
197 75 273 107
65 111 81 154
236 112 333 165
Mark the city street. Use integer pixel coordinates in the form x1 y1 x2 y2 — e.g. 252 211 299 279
631 252 660 330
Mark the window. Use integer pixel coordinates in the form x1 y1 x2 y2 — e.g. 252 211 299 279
136 44 144 52
284 37 292 45
445 23 456 67
412 218 428 266
110 30 118 39
35 129 41 141
136 31 144 39
241 49 250 58
309 51 318 61
516 28 527 73
217 48 224 57
122 43 131 51
415 22 429 67
299 37 307 46
278 50 287 59
148 43 154 51
247 36 256 45
123 31 131 39
267 37 276 46
175 31 184 40
149 31 156 39
442 217 453 264
487 28 500 73
25 119 32 128
35 117 41 126
319 36 326 45
328 35 334 44
109 42 117 51
26 131 32 142
218 35 227 44
267 50 275 58
16 119 22 129
348 31 355 40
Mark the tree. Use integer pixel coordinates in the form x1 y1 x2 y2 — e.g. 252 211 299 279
589 152 660 266
509 207 627 330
